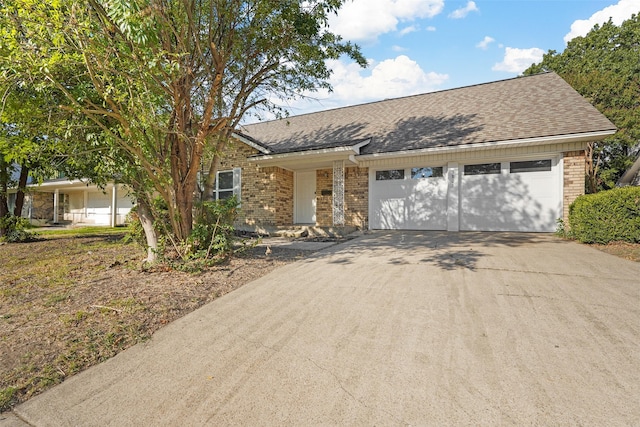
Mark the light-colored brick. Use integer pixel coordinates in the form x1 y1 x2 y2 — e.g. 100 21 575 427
221 141 369 229
563 150 586 224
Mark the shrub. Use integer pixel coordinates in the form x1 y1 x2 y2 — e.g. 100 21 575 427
189 196 239 259
568 186 640 244
0 214 36 243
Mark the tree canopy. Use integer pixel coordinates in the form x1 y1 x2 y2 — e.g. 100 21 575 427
524 14 640 192
0 0 365 255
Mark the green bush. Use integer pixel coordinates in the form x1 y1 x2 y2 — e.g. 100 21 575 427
0 214 36 243
568 186 640 244
189 196 239 259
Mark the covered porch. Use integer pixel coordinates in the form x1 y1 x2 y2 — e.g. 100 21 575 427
244 138 370 231
27 179 133 227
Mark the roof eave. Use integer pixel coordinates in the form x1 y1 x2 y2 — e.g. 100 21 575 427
356 130 617 162
247 139 371 170
232 132 271 154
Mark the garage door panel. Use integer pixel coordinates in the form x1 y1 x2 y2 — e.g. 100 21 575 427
371 159 561 232
370 172 447 230
460 161 560 232
376 198 406 229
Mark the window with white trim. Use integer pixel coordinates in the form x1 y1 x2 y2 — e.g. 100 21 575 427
213 168 242 201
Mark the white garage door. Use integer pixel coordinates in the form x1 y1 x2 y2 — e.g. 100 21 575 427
370 166 447 230
460 159 561 232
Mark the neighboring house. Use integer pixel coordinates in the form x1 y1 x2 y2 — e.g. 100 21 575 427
15 177 133 227
218 72 616 233
617 153 640 187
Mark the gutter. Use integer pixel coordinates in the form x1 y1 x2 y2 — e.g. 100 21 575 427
247 139 371 167
355 130 617 162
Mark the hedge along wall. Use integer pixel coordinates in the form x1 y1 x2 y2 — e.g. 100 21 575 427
568 186 640 244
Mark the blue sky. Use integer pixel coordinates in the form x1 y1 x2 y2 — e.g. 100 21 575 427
272 0 639 117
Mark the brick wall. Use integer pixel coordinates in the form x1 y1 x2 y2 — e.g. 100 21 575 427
345 166 369 228
316 169 333 226
219 141 292 227
273 167 294 225
314 166 369 228
220 140 370 229
563 150 586 223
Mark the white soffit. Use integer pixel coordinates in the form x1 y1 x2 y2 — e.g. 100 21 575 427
356 130 616 165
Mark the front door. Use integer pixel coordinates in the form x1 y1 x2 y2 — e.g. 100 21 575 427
294 171 316 224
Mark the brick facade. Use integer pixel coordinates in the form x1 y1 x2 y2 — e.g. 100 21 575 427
218 141 293 228
562 150 586 224
312 167 368 228
344 166 369 229
220 139 591 232
220 141 369 229
316 169 333 226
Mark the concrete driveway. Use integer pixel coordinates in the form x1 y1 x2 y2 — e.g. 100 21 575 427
6 231 640 426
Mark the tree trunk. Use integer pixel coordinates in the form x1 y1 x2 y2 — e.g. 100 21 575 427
173 182 194 241
0 158 10 237
137 196 158 263
13 163 29 217
585 142 600 194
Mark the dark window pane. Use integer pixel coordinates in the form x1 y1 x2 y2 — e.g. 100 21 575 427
463 163 501 175
376 169 405 180
217 190 234 200
510 159 552 173
411 167 443 179
218 171 233 189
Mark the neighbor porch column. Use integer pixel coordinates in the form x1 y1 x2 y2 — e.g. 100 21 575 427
111 185 118 227
53 189 59 224
83 190 88 222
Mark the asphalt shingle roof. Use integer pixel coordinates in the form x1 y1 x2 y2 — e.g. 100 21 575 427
238 72 616 156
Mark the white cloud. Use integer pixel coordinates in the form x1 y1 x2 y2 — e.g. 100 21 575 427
392 45 408 52
329 0 444 42
276 56 449 115
492 47 545 73
399 25 418 36
564 0 639 43
449 1 479 19
476 36 495 50
328 56 449 103
426 26 436 32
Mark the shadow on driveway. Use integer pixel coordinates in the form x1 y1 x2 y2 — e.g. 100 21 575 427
324 230 550 271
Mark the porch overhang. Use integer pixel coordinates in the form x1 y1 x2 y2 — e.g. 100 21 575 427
247 139 371 171
28 179 97 192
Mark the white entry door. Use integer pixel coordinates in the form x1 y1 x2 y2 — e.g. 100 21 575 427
295 171 316 224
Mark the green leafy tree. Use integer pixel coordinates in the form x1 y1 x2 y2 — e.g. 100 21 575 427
524 14 640 192
0 82 65 238
1 0 365 258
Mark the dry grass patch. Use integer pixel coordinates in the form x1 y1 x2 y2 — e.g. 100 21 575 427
0 230 310 411
591 241 640 262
